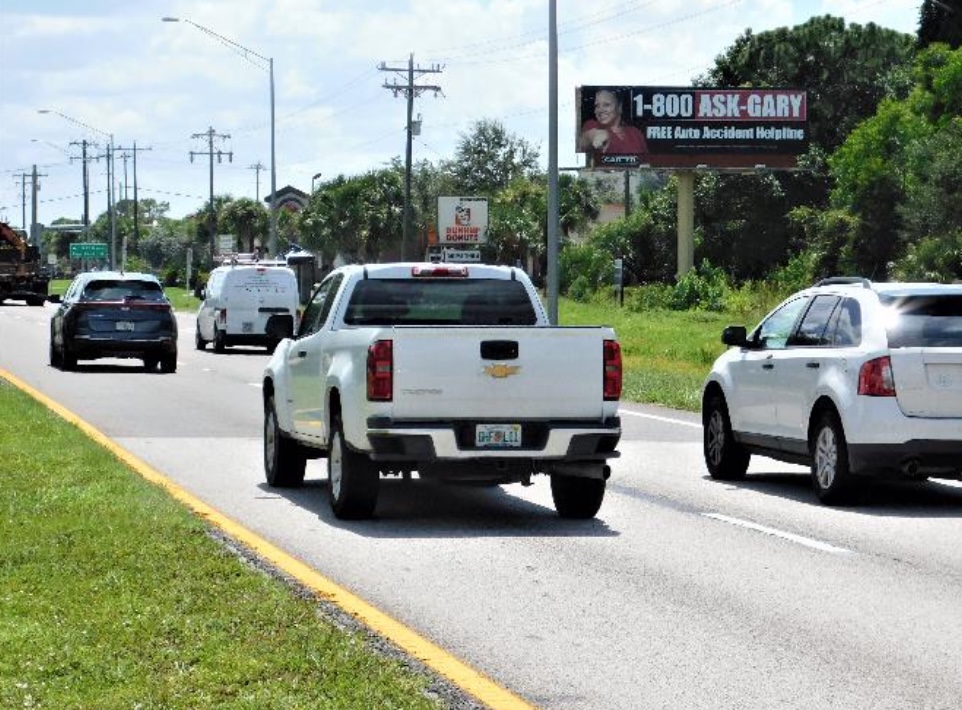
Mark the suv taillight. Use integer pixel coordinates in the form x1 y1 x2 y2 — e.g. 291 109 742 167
603 339 622 401
858 356 896 397
367 339 393 401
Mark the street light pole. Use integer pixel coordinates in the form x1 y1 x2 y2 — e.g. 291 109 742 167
162 17 278 257
311 172 323 193
38 109 117 269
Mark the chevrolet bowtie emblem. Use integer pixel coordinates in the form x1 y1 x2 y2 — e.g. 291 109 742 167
484 364 520 378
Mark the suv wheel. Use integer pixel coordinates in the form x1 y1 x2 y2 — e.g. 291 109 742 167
704 394 750 480
213 328 226 353
160 353 177 374
62 344 77 371
810 410 855 505
195 326 207 350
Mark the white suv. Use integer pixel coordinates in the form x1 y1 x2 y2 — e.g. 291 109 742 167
702 277 962 504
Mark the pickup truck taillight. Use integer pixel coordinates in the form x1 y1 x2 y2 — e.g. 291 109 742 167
367 339 394 401
603 339 622 401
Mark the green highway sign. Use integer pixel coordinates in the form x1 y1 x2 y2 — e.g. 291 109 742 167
69 242 108 260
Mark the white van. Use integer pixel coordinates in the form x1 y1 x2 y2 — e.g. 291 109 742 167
195 262 299 352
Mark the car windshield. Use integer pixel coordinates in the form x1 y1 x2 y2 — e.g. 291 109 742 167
82 279 166 303
880 294 962 347
343 278 538 326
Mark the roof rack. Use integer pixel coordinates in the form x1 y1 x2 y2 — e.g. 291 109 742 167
219 252 288 267
815 277 873 289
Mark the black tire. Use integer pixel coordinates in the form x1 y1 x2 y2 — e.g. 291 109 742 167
550 474 606 519
143 356 159 372
213 328 226 353
61 343 77 371
328 417 379 520
703 394 750 480
195 326 207 350
810 410 855 505
27 297 45 307
160 353 177 374
49 336 60 368
264 395 306 487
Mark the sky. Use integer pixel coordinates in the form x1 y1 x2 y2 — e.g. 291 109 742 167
0 0 923 231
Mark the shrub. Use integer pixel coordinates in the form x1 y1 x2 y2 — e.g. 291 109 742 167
560 243 614 296
670 259 729 311
624 283 674 312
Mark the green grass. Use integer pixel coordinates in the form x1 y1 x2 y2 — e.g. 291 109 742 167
0 382 444 710
559 296 746 411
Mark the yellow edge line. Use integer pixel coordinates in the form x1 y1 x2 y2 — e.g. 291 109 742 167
1 367 538 710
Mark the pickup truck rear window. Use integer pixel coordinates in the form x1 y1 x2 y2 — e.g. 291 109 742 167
880 294 962 347
344 278 538 326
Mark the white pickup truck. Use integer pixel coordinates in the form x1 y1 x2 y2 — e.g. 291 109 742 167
262 262 622 520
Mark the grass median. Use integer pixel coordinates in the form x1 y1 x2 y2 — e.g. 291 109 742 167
0 380 449 710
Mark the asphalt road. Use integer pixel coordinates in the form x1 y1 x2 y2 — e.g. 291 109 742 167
3 302 962 710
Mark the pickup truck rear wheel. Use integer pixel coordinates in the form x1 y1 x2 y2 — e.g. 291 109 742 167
264 395 306 487
550 474 606 519
329 418 379 520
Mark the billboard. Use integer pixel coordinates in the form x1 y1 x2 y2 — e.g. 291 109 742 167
437 196 489 244
576 86 808 169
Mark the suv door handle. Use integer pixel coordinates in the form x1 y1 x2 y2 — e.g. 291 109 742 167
806 362 820 369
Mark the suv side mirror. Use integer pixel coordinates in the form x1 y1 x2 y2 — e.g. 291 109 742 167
721 325 748 347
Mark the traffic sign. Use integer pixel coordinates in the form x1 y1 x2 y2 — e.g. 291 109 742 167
69 242 108 260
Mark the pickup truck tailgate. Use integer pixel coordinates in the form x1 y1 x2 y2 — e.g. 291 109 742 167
389 326 609 420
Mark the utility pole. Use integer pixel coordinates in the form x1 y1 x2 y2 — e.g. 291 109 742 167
379 54 442 260
248 161 265 201
190 127 232 263
13 171 29 231
114 142 151 259
79 137 116 267
30 165 46 259
115 142 151 267
69 139 94 233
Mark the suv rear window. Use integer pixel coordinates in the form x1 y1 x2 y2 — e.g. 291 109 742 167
83 279 166 302
880 294 962 347
344 279 537 326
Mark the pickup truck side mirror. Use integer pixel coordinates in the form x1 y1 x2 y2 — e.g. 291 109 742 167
721 325 748 347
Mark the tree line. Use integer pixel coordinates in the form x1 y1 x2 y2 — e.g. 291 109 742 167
44 2 962 293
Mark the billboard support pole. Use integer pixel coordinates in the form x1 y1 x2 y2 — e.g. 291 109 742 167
677 171 695 278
